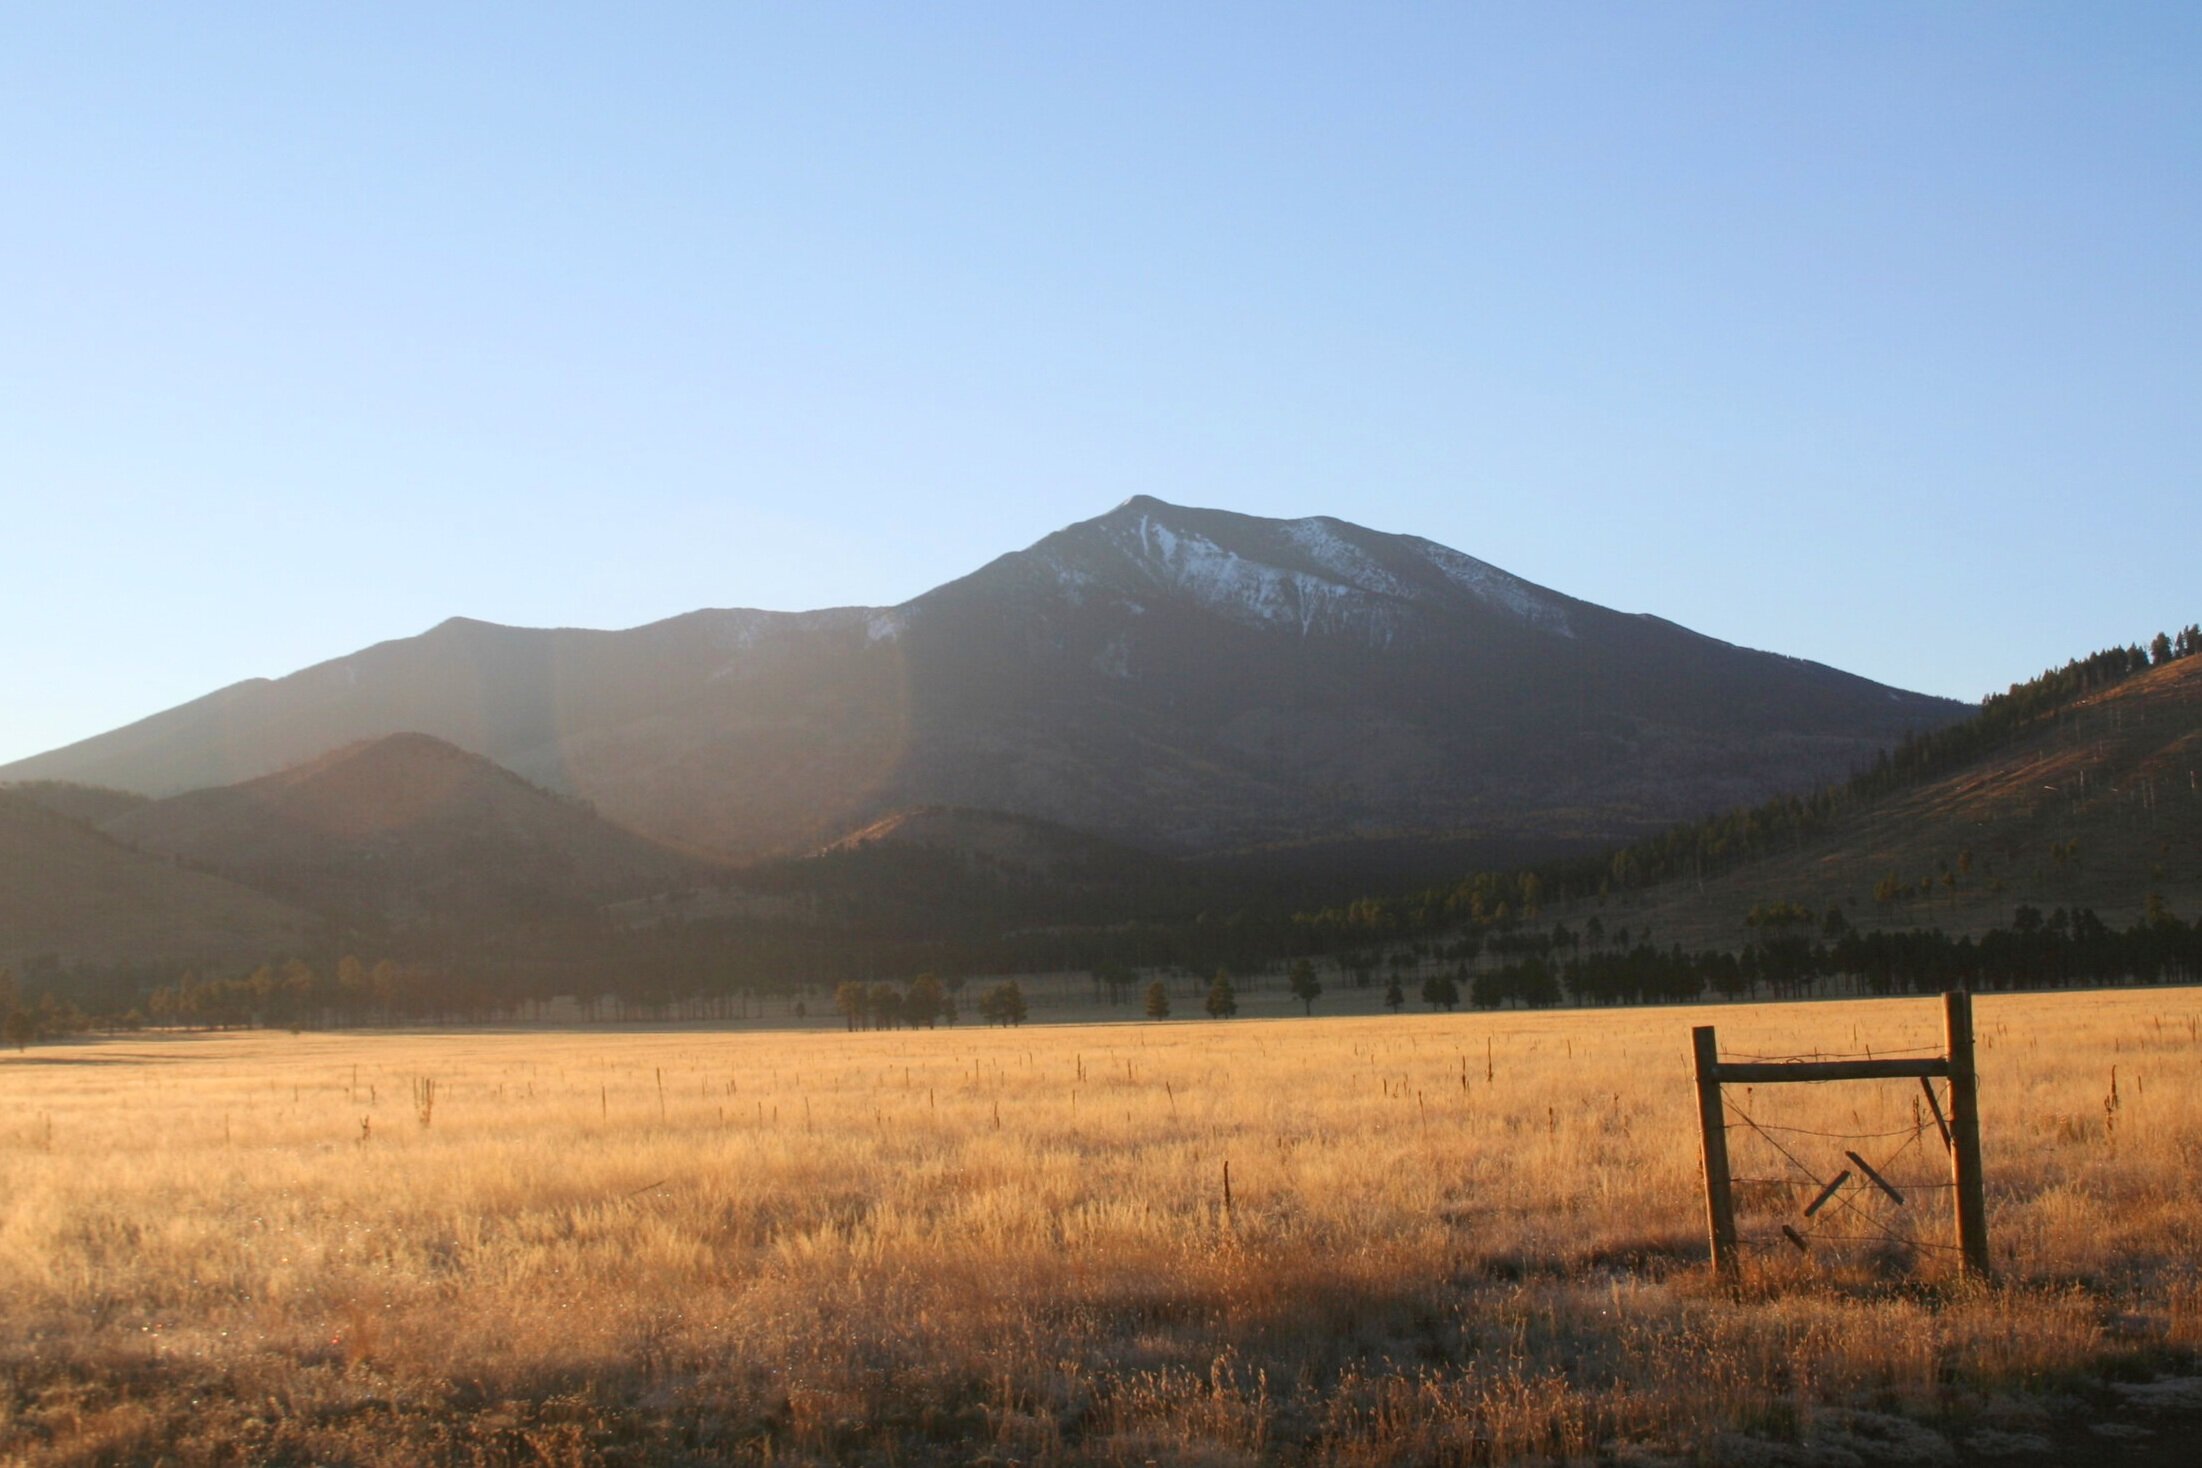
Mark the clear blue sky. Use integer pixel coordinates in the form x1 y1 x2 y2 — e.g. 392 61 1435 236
3 3 2196 764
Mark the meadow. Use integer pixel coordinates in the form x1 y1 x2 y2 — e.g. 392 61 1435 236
4 990 2200 1465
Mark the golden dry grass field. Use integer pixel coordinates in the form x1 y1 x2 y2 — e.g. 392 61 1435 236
5 991 2202 1465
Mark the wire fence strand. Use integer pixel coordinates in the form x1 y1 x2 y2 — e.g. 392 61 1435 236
1722 1094 1953 1261
1721 1044 1950 1063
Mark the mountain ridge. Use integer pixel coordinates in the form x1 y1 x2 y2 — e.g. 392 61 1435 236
97 732 721 928
0 497 1966 858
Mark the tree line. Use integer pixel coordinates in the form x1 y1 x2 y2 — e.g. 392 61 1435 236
13 890 2195 1041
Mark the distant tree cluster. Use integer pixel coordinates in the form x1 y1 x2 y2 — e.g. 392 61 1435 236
1547 903 2201 1005
133 956 447 1029
835 975 956 1030
977 980 1028 1026
2154 625 2202 665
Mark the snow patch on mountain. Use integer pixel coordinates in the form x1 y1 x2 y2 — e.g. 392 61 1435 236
1415 542 1574 637
1280 518 1413 599
1028 499 1575 644
1126 513 1407 640
1034 552 1101 606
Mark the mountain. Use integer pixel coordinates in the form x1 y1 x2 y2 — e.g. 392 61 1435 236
0 790 311 966
97 733 719 928
884 500 1966 850
1 780 151 826
1 497 1966 858
1585 647 2202 948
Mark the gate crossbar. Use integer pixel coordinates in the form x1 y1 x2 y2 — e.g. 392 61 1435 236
1712 1058 1948 1084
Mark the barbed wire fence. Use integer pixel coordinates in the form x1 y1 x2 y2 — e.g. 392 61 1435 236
1692 992 1990 1278
1724 1068 1961 1265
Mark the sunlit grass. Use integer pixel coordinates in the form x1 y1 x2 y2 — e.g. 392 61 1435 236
4 990 2199 1463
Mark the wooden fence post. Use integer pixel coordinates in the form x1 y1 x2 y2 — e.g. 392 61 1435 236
1692 1025 1739 1275
1943 990 1992 1276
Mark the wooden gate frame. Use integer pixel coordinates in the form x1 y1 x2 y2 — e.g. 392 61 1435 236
1693 989 1990 1276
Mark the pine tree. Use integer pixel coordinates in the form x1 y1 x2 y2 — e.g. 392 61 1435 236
1287 959 1323 1015
1204 971 1238 1019
1143 980 1171 1020
1420 971 1459 1011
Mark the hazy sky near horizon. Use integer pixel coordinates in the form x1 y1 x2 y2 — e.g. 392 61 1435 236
3 4 2196 765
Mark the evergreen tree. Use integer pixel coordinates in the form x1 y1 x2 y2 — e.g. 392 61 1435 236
1420 972 1459 1011
1143 980 1172 1020
1204 971 1238 1018
1383 976 1405 1012
1287 958 1323 1015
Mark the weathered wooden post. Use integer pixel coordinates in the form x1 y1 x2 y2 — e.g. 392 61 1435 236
1692 1025 1739 1275
1943 990 1991 1276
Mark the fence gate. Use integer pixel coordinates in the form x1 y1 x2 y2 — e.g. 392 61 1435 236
1692 989 1990 1276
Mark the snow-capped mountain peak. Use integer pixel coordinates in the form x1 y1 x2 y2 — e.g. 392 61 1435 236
1018 496 1574 639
